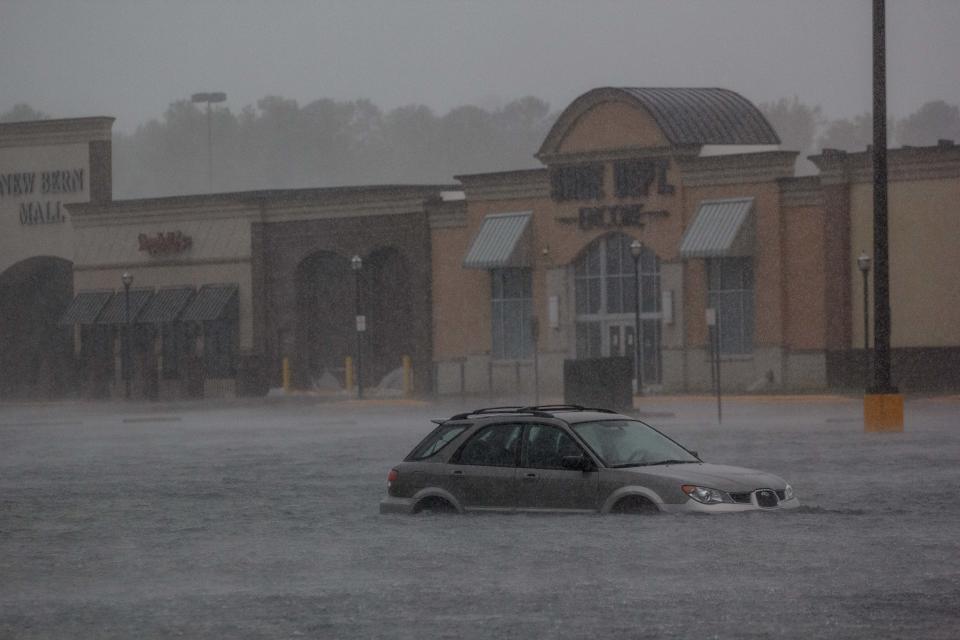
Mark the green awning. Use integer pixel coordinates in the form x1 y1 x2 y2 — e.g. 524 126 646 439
139 287 195 323
180 284 238 322
463 212 532 269
58 291 113 326
679 198 755 258
97 289 154 324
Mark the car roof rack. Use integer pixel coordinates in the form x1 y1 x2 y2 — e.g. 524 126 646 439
449 406 553 420
448 404 617 421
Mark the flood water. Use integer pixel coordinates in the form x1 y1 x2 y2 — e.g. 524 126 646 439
2 396 958 638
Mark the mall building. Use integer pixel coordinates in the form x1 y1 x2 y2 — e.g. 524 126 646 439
1 87 957 400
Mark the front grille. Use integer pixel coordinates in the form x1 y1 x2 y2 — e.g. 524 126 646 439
730 492 752 504
755 489 779 508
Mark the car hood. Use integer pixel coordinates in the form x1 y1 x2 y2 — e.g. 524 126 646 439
617 462 786 492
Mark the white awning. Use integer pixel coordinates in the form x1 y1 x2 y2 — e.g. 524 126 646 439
463 212 532 269
679 198 755 258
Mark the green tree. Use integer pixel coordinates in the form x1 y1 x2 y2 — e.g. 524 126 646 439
896 100 960 147
0 103 50 122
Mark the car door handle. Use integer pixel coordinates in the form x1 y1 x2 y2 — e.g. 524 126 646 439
523 473 538 480
451 470 464 478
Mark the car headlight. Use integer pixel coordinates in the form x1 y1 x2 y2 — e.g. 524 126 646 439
783 484 794 501
681 484 732 505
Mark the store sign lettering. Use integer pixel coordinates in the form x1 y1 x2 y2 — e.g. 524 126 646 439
138 231 193 256
2 168 85 226
557 204 668 230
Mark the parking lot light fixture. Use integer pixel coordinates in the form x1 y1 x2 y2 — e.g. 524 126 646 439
351 255 363 399
190 92 227 191
630 238 643 397
121 271 133 400
858 252 872 388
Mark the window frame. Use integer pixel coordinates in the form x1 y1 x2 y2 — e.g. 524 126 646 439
706 257 754 355
520 423 588 470
451 423 523 467
490 268 534 361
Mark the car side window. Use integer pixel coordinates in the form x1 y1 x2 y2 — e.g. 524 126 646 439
523 425 585 469
455 423 522 467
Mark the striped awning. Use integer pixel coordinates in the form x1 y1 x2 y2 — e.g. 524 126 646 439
97 289 154 324
59 291 113 326
139 287 195 323
679 198 755 258
180 284 238 322
463 211 532 269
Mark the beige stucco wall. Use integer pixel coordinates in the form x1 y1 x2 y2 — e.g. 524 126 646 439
0 143 89 274
783 204 827 351
849 178 960 347
71 208 256 349
557 101 669 154
680 181 783 350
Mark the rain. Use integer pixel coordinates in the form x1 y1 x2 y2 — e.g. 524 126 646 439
2 1 959 638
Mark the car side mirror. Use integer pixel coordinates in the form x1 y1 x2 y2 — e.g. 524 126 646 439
561 455 593 471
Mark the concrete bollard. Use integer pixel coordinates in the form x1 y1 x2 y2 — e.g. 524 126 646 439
282 357 291 393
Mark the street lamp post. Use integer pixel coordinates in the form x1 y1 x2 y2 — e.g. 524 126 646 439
629 239 644 397
121 271 133 400
190 92 227 191
858 253 872 389
351 255 364 399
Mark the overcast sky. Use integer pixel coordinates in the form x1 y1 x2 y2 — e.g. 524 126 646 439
1 0 958 133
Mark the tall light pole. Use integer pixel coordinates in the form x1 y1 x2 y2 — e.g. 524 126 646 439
858 253 872 389
351 255 364 399
121 271 133 400
629 239 644 397
871 0 894 394
191 92 227 191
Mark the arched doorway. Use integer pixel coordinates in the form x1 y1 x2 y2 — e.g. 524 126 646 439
0 257 74 399
295 251 352 389
572 233 662 386
293 246 415 391
364 246 414 387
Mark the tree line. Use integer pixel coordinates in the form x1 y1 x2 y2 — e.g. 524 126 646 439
3 95 959 197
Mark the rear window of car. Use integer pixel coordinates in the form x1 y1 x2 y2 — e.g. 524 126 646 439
407 423 470 460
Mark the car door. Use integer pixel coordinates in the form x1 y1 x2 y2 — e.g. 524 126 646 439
517 424 599 512
447 423 521 512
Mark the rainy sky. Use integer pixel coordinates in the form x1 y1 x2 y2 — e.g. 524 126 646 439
1 0 959 132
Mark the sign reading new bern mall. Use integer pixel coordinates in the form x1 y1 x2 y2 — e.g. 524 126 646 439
0 168 84 225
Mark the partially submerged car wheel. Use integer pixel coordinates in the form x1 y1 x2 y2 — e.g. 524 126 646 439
413 496 457 514
610 495 660 515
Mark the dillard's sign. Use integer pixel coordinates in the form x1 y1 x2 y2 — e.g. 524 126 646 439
138 231 193 256
0 169 85 225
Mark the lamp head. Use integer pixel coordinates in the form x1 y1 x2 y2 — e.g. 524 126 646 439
121 272 133 287
351 255 362 271
857 252 871 273
630 239 643 260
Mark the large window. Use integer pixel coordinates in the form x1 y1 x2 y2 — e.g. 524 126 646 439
491 268 533 360
550 164 604 201
707 258 754 354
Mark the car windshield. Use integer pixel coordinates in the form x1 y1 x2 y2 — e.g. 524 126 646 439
571 420 699 468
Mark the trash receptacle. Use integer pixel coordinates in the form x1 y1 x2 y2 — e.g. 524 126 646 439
563 357 632 412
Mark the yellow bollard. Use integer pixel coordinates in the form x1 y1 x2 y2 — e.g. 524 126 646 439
345 356 354 393
864 393 904 432
402 355 413 397
282 357 291 392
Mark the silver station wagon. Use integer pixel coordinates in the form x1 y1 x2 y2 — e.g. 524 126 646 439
380 405 799 514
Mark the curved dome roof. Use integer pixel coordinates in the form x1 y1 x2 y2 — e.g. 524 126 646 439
538 87 780 157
